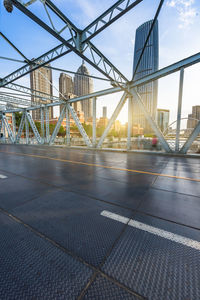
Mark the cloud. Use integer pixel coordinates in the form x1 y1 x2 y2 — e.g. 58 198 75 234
166 0 197 28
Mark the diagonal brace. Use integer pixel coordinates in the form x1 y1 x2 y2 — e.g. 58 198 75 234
179 121 200 154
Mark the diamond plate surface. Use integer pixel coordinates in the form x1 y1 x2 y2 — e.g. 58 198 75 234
83 275 141 300
0 211 93 300
11 189 132 267
102 217 200 300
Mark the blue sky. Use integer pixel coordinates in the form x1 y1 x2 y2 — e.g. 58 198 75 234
0 0 200 127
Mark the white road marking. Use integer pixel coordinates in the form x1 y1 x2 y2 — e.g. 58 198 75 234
101 210 200 251
0 174 7 179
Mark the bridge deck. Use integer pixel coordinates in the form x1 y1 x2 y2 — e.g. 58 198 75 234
0 144 200 300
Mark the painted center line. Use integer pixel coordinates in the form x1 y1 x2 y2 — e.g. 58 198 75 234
0 174 8 179
0 150 200 182
101 210 200 251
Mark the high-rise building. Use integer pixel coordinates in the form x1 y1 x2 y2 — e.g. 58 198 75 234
59 73 74 114
74 62 93 121
132 20 159 133
30 64 53 120
157 109 169 133
187 106 200 129
103 106 107 118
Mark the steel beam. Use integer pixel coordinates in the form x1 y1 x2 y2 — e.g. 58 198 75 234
0 42 72 87
49 106 65 145
82 0 143 42
0 32 29 62
15 111 26 143
0 94 32 107
67 104 92 147
131 51 200 89
5 83 60 102
26 111 42 144
92 97 97 147
45 106 50 143
2 115 15 143
97 92 127 148
12 113 16 138
131 89 172 153
175 68 184 152
180 121 200 154
66 105 70 146
10 0 127 84
25 114 29 144
127 95 133 150
41 107 45 143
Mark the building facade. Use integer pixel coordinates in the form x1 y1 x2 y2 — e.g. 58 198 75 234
157 109 169 133
59 73 74 114
74 62 93 121
30 64 53 120
103 106 107 118
132 20 159 133
187 106 200 129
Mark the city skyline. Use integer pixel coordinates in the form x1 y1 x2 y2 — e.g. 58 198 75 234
0 0 200 127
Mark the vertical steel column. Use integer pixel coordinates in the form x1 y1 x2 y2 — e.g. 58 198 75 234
12 113 16 139
66 105 70 146
0 114 2 136
25 113 29 144
41 107 45 143
127 95 133 150
2 115 6 142
92 97 96 147
175 68 184 152
45 106 50 144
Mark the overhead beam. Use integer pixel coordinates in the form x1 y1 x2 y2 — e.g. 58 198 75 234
0 42 72 87
82 0 143 42
5 82 60 102
130 51 200 88
10 0 128 84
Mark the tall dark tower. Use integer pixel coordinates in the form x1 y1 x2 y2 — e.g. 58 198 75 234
132 20 159 133
74 62 93 121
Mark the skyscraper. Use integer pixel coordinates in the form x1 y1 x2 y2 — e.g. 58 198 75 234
59 73 74 114
74 62 93 121
30 64 53 120
187 106 200 129
157 109 169 133
132 20 159 133
103 106 107 118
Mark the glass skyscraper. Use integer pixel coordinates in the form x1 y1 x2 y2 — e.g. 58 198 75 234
74 62 93 121
132 20 159 133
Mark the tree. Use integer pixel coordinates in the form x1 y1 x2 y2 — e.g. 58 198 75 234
15 112 22 128
58 126 66 137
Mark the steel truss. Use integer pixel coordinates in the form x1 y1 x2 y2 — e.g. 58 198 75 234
0 0 199 154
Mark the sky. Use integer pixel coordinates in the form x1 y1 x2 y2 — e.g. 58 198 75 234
0 0 200 128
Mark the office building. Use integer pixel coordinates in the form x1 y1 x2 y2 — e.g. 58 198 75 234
187 106 200 129
103 106 107 118
30 64 53 120
132 20 159 133
59 73 74 114
157 109 170 133
74 61 93 121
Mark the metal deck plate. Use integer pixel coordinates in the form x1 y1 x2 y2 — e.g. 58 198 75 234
0 211 93 300
83 275 140 300
102 213 200 300
11 189 132 267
